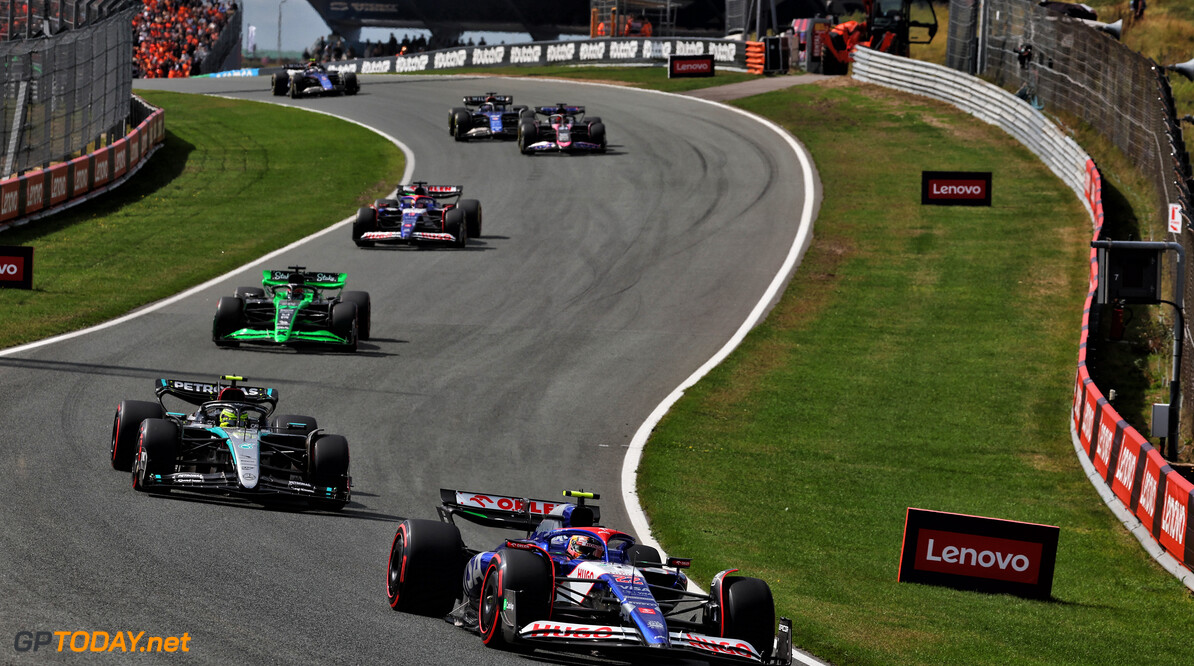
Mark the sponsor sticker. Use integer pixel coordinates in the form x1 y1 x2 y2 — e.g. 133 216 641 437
669 54 715 78
921 171 992 206
898 507 1059 599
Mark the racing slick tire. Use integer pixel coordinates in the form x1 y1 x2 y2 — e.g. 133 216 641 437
480 548 553 649
271 73 288 96
589 122 607 152
718 576 776 659
444 208 468 248
452 109 472 141
459 199 482 238
518 107 534 120
386 518 467 616
449 106 467 135
517 120 537 155
331 301 358 351
344 72 359 95
585 116 602 125
132 418 178 493
234 286 265 299
111 400 165 472
289 73 303 98
212 296 244 348
269 414 318 435
353 207 376 247
309 433 349 510
341 291 372 340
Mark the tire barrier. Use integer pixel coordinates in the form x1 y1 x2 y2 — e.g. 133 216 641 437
851 46 1194 589
746 40 765 75
0 96 165 231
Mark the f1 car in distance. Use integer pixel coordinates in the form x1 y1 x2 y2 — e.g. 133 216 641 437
212 266 371 351
271 61 360 98
353 181 482 248
518 104 607 155
448 93 529 141
109 374 351 510
385 489 792 664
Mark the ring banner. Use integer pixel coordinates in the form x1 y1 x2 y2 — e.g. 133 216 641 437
898 508 1059 599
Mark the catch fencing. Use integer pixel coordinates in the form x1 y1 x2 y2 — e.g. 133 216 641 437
853 46 1194 589
947 0 1194 442
1 5 135 177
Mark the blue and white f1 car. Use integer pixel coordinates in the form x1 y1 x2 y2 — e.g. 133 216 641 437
448 93 528 141
385 489 792 664
353 182 482 248
518 104 607 155
271 62 359 98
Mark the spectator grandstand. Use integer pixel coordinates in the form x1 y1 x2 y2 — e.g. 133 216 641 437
132 0 236 78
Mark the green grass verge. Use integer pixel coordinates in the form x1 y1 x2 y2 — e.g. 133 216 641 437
637 82 1194 663
0 91 404 350
404 64 766 93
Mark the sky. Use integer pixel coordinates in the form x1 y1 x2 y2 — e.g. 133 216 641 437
239 0 536 55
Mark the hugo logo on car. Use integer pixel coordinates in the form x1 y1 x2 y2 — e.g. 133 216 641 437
898 507 1059 599
921 171 992 206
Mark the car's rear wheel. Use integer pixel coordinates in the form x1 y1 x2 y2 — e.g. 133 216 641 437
353 207 376 247
344 72 359 95
290 73 303 98
330 302 358 351
341 291 371 340
111 400 165 472
133 418 177 492
718 576 776 660
387 519 467 616
444 208 467 248
586 116 602 125
480 549 553 648
589 122 606 152
459 199 482 238
213 296 243 347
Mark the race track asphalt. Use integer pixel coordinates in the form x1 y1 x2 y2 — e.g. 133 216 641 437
0 73 817 664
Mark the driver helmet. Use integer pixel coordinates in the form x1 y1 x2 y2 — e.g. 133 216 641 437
566 534 605 561
414 197 429 209
219 407 248 428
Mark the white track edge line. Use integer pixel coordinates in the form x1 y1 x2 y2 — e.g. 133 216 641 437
0 98 415 359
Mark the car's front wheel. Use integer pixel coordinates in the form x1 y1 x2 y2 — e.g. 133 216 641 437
132 418 178 492
111 400 165 472
480 548 552 648
386 519 467 616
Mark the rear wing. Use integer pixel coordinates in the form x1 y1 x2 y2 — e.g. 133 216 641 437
155 377 279 411
398 183 463 199
262 267 346 289
438 488 601 531
463 93 512 106
535 105 585 116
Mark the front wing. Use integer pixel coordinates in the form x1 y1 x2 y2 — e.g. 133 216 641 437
221 326 352 346
516 620 768 663
523 139 605 153
136 470 351 504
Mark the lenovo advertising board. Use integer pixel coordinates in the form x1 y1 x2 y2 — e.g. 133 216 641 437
921 171 992 206
0 245 33 290
898 508 1059 599
668 53 715 78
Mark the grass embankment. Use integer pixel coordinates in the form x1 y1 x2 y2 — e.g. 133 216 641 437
638 82 1194 663
0 91 405 350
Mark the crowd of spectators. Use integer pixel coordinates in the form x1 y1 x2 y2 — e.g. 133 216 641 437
133 0 236 78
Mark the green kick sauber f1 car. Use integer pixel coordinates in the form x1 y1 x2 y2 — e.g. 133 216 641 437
212 266 371 351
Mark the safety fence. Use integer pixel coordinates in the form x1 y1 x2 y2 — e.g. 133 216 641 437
853 45 1194 588
210 37 747 78
0 95 163 230
0 5 135 177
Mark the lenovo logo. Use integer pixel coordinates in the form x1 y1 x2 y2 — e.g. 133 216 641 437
915 530 1041 583
1161 492 1186 545
921 171 992 206
669 54 714 78
0 246 32 289
0 189 17 217
0 259 23 279
1114 446 1137 492
1096 421 1113 468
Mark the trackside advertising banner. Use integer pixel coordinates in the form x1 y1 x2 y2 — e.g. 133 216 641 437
669 53 715 78
1072 158 1194 577
0 245 33 290
0 98 164 231
898 508 1059 599
921 171 992 206
261 38 746 78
